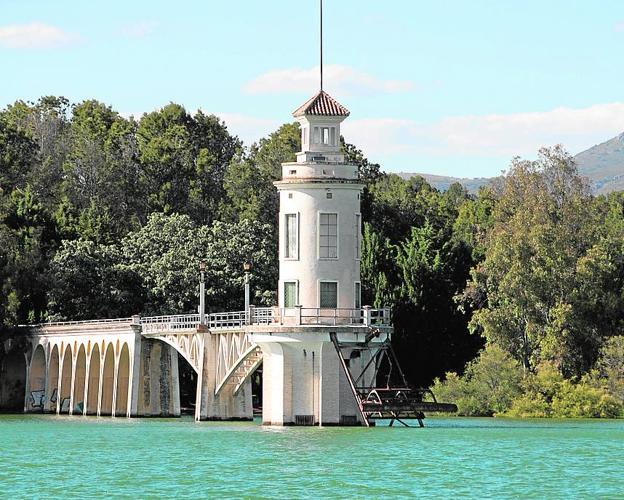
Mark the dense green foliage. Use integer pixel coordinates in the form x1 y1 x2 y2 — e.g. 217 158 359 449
0 96 622 414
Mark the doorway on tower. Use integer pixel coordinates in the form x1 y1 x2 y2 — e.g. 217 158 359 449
177 353 197 415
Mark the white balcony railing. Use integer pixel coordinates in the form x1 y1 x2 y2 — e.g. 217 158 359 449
250 306 392 327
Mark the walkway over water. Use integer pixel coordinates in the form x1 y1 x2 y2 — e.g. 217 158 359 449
22 307 394 423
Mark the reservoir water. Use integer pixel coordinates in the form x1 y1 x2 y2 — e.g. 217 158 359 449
0 415 622 498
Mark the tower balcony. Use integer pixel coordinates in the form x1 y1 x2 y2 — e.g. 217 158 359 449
250 306 392 328
279 161 359 183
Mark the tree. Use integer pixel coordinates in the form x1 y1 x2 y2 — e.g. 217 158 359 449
223 122 300 226
137 104 195 215
47 239 144 321
119 213 277 315
464 146 603 375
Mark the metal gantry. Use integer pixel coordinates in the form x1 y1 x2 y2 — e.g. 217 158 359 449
330 331 458 427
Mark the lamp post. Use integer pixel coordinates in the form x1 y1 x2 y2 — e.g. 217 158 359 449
199 261 206 325
243 261 252 324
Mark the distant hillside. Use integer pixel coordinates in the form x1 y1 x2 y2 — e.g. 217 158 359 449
574 132 624 194
397 132 624 195
395 172 491 194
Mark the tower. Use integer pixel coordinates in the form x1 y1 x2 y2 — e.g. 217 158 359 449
248 89 390 427
248 0 392 426
275 91 362 312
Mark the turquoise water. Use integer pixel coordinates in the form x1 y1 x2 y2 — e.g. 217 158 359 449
0 416 622 498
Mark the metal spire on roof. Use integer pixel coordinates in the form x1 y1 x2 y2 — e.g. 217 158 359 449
320 0 323 91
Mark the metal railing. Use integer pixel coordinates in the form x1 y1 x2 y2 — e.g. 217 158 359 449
28 307 392 335
24 317 135 328
250 306 392 327
140 314 201 334
141 311 249 334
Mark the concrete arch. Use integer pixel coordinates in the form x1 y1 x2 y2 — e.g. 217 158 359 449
101 343 115 416
59 344 73 413
115 343 130 417
27 345 46 410
86 343 101 415
72 344 87 415
46 345 60 413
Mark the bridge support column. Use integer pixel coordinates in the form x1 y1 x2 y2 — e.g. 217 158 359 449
135 338 181 417
253 333 365 426
196 332 253 421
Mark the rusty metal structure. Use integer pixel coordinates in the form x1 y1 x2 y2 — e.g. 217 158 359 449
330 331 457 427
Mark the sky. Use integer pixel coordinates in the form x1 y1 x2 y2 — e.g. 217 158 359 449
1 0 624 178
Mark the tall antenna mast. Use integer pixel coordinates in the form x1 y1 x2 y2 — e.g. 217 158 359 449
320 0 323 91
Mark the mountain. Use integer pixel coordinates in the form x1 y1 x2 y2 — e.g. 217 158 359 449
574 132 624 194
397 132 624 195
395 172 491 194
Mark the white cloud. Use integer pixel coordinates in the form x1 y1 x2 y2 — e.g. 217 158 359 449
119 20 159 38
216 113 281 145
244 65 414 96
0 22 78 49
342 102 624 161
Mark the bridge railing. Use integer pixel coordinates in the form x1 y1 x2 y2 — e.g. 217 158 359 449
141 311 250 334
28 307 391 335
208 311 247 329
127 307 393 335
140 314 201 334
250 306 392 327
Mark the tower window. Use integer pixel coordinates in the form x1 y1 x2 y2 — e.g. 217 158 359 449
330 127 336 146
284 281 298 308
288 193 293 199
354 282 361 309
319 281 338 308
355 213 361 259
319 213 338 259
313 127 320 144
284 213 299 259
326 192 332 199
322 127 330 145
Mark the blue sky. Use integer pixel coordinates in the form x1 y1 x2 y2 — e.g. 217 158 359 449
2 0 624 177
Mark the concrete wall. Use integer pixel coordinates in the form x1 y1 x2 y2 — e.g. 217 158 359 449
0 347 27 412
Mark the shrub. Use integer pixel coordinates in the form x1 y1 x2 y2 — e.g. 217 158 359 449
551 381 623 418
505 393 551 418
431 344 523 416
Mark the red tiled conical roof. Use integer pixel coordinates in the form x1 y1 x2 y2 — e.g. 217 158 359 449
292 90 350 117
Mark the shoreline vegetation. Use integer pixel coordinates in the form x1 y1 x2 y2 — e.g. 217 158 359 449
1 97 623 419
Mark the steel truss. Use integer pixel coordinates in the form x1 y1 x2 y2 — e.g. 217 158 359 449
330 331 458 427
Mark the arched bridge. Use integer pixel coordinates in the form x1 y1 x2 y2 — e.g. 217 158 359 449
22 307 392 422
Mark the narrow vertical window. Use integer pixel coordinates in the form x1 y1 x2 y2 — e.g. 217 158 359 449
284 281 298 308
313 127 320 144
322 127 330 144
284 213 298 259
320 281 338 308
354 282 361 309
319 213 338 259
355 213 361 259
330 127 336 146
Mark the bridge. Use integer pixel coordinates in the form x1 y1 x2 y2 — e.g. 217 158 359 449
22 306 395 424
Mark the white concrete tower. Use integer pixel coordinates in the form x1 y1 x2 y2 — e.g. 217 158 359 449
275 91 363 313
248 90 392 427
